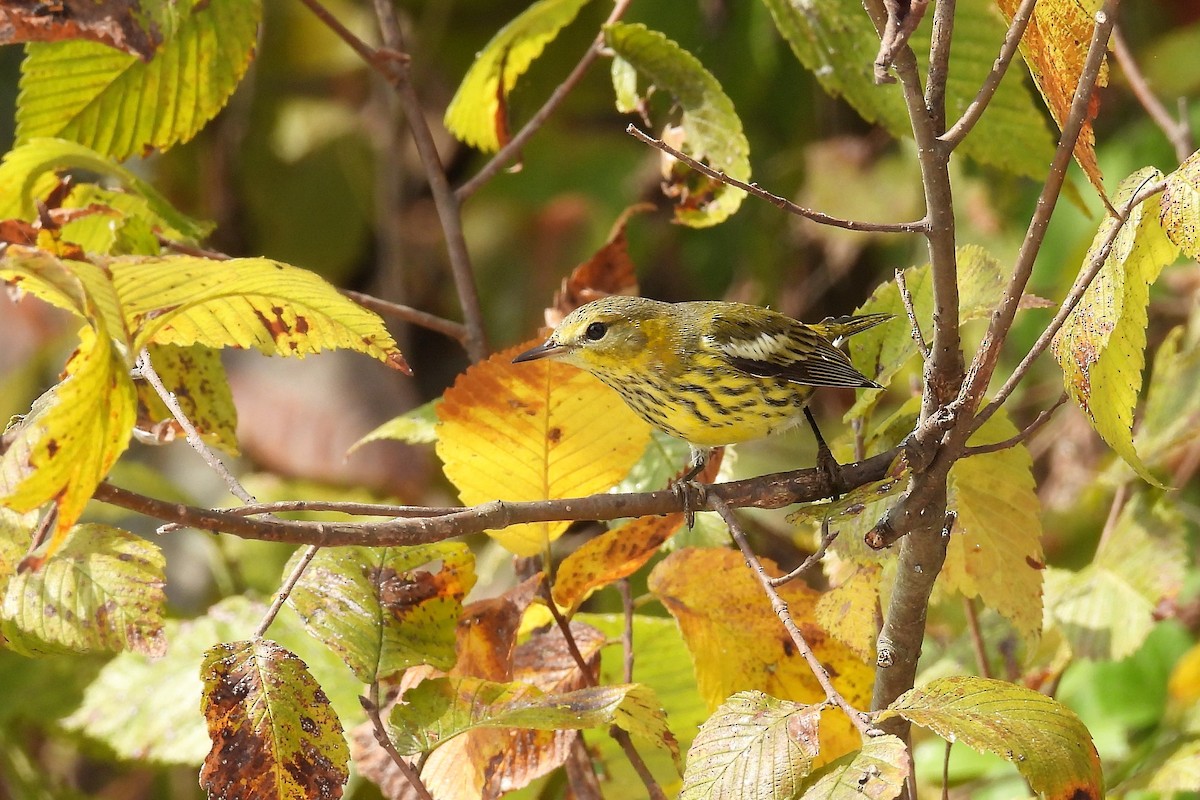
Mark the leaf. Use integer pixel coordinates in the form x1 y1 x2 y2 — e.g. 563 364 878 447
0 138 210 240
108 255 409 371
349 399 440 453
58 184 184 255
680 691 822 800
17 0 262 160
1 524 164 656
1047 493 1186 660
451 576 541 681
1160 147 1200 259
1051 167 1180 485
0 508 34 591
1147 739 1200 792
761 0 1056 180
285 542 475 683
649 547 874 762
797 734 908 800
552 514 684 614
0 2 163 58
391 677 675 759
847 245 1012 421
603 23 750 227
1135 314 1200 469
815 565 882 664
444 0 592 152
942 411 1045 641
437 343 651 556
0 323 137 549
882 676 1102 799
995 0 1108 194
200 638 350 800
134 344 239 453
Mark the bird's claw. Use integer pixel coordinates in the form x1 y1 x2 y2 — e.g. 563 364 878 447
815 444 844 501
671 479 707 528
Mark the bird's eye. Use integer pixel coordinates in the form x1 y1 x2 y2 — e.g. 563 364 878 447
585 321 608 341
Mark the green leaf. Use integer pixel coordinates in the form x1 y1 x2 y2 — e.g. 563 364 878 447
59 184 185 256
760 0 1056 179
1161 148 1200 258
680 691 821 800
135 344 239 454
882 676 1103 800
0 509 33 591
943 411 1044 641
1047 493 1187 660
0 138 210 240
200 638 349 800
1 524 164 657
798 734 908 800
847 245 1012 421
1147 739 1200 792
603 23 750 227
390 677 676 760
285 543 475 683
348 399 440 454
17 0 262 161
444 0 592 152
108 255 410 371
1135 314 1200 468
1051 167 1181 485
0 324 137 546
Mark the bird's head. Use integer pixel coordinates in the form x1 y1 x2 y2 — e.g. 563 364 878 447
512 296 670 374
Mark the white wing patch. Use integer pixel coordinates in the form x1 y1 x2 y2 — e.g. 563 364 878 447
709 331 792 361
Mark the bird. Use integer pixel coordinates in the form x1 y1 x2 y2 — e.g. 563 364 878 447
512 296 889 484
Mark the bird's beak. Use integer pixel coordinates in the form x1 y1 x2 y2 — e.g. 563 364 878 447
512 339 565 363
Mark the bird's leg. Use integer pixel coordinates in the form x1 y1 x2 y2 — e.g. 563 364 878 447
672 446 712 527
804 407 843 498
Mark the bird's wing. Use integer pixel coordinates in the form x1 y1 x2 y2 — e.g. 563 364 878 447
705 312 878 388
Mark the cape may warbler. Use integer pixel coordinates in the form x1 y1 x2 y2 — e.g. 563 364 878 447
513 296 889 477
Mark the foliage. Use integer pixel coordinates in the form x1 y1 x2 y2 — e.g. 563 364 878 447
0 2 1198 800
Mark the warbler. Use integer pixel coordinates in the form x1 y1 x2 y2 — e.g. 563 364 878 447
513 296 889 478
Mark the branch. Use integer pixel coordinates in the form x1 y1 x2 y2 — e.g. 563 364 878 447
91 449 899 546
712 496 871 735
456 0 636 200
255 545 319 638
962 393 1066 456
955 1 1119 429
767 516 838 588
1111 25 1194 163
924 0 956 131
362 686 436 800
625 126 929 233
940 0 1038 148
341 289 470 346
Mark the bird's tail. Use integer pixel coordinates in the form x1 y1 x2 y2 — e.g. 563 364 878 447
811 313 894 344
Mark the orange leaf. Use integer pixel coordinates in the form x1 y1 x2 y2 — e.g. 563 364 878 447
552 514 683 614
545 203 651 327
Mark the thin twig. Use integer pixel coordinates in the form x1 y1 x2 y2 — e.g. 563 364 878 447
362 685 436 800
456 0 636 200
342 289 470 345
970 175 1162 433
1096 482 1128 554
895 269 930 359
1111 25 1194 163
135 350 257 505
626 126 929 233
962 597 993 679
940 0 1038 147
962 394 1067 457
955 2 1120 434
710 496 871 735
942 740 953 800
294 0 381 67
767 516 838 587
619 578 635 683
255 545 320 638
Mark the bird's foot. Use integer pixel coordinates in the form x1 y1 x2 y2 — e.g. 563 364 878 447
815 444 844 501
671 478 708 529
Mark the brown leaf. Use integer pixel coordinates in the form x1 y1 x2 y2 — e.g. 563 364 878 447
452 574 542 681
0 1 162 60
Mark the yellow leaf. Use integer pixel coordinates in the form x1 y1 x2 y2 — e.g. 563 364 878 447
1168 642 1200 705
1160 147 1200 258
0 324 137 551
649 547 873 763
1051 167 1180 485
996 0 1107 195
437 343 652 555
943 412 1045 641
552 514 684 614
135 344 239 454
815 565 881 664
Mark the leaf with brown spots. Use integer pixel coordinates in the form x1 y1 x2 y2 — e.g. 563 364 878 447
200 638 349 800
134 344 239 454
285 542 475 683
0 1 162 59
1051 167 1180 485
436 343 651 556
797 734 908 800
452 575 541 681
995 0 1108 195
1 524 165 657
649 547 873 764
1160 147 1200 259
680 692 822 800
545 203 650 327
881 676 1102 800
552 514 684 614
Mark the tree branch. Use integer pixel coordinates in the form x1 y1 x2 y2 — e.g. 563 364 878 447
1111 25 1194 163
962 393 1066 456
342 289 470 346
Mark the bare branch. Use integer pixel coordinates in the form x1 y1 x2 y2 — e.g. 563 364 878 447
767 516 838 588
962 597 993 679
626 126 928 234
962 393 1066 456
712 496 871 735
255 545 319 638
362 686 436 800
1111 25 1195 163
940 0 1038 148
895 268 930 360
924 0 956 131
874 0 932 84
342 289 470 346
